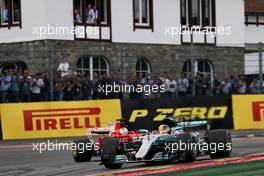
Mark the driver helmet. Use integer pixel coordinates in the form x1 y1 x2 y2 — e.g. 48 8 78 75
159 124 170 134
119 123 128 136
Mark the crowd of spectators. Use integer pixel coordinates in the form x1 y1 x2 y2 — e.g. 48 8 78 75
0 62 263 103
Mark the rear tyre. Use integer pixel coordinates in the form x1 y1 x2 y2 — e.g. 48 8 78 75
208 129 232 159
72 138 93 162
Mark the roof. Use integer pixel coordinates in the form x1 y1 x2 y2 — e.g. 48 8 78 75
245 0 264 13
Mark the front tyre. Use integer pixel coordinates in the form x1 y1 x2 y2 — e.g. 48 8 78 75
176 133 197 163
72 138 93 162
101 137 123 169
72 149 92 162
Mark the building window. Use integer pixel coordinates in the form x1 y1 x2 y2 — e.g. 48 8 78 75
181 0 215 27
73 0 110 25
133 0 153 30
77 56 109 80
191 0 200 26
245 12 264 26
0 0 21 27
183 59 213 80
136 58 150 76
181 0 187 25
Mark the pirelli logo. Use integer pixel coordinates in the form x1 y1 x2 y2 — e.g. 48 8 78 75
252 102 264 122
23 108 101 131
129 106 228 123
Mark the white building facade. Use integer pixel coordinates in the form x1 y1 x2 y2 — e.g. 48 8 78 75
244 0 264 75
0 0 250 79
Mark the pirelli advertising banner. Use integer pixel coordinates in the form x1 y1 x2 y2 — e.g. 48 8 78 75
232 95 264 130
0 100 121 140
122 96 233 131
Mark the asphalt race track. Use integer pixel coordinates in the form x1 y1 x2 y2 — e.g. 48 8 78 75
0 137 264 176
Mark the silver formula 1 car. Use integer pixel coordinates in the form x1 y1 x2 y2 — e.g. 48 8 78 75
100 116 232 169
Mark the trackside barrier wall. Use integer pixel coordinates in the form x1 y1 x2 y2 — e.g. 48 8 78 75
0 100 121 140
1 95 263 140
122 96 234 131
0 120 2 140
232 95 264 130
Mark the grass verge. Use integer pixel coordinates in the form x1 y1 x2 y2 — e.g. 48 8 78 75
148 159 264 176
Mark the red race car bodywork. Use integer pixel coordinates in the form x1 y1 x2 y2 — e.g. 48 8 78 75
95 122 144 149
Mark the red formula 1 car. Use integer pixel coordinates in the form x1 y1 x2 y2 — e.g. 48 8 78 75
72 120 147 162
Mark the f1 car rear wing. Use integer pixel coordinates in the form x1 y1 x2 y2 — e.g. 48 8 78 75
87 120 125 135
87 122 116 135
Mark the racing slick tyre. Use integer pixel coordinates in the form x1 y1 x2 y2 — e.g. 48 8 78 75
72 138 93 162
208 129 232 159
101 137 123 169
176 132 197 163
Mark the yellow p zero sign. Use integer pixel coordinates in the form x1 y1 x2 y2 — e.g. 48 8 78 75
232 95 264 130
0 100 121 140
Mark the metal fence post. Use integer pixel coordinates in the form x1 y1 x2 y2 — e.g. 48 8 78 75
259 42 263 93
48 42 54 101
120 47 125 99
190 42 196 96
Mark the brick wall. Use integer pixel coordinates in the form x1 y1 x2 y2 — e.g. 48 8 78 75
0 40 244 79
